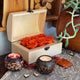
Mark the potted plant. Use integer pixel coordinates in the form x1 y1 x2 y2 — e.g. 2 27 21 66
57 0 80 52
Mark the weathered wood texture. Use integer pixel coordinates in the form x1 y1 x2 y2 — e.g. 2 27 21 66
52 0 62 27
57 8 80 52
0 0 64 31
2 0 29 28
30 0 62 27
52 0 65 27
12 41 62 64
30 0 62 22
0 27 6 32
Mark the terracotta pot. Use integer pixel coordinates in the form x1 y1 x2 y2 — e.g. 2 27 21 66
57 8 80 52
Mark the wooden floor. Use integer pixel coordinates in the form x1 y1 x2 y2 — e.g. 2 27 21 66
0 54 8 78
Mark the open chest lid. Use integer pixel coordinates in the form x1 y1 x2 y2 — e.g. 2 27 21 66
7 9 47 42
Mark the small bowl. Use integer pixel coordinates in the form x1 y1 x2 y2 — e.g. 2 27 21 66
36 55 55 74
5 53 24 71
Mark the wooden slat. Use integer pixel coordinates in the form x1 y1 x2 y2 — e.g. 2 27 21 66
9 0 25 12
0 27 6 32
52 0 62 27
53 0 62 16
30 0 34 10
30 0 62 22
46 15 58 21
2 0 29 28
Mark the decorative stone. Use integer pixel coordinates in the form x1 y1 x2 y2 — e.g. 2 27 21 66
24 74 30 78
33 72 39 77
69 53 74 56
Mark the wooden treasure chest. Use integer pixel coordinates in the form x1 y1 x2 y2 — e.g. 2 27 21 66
7 9 62 64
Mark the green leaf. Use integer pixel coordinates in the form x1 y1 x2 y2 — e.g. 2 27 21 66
63 4 71 10
65 0 70 3
61 32 63 36
76 0 78 2
65 39 69 48
58 37 63 42
64 29 67 36
77 11 80 13
77 7 80 9
66 21 71 27
59 34 61 37
56 36 59 38
70 1 76 5
73 14 79 17
56 35 60 38
66 33 70 37
66 11 72 14
75 28 79 33
74 24 80 27
59 32 63 37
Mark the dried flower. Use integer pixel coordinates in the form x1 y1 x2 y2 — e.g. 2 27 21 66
21 34 54 49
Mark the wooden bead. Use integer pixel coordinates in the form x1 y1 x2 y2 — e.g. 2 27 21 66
46 3 52 10
35 0 40 3
47 0 54 3
35 3 41 9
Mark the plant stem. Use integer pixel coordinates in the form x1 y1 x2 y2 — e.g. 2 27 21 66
57 0 80 47
62 0 79 39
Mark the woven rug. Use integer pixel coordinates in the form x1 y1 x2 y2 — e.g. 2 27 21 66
1 49 80 80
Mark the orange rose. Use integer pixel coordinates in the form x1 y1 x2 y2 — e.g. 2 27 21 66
21 34 54 49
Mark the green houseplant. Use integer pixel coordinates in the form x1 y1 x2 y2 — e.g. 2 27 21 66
57 0 80 52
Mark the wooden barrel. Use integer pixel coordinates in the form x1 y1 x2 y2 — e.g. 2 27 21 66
57 8 80 52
